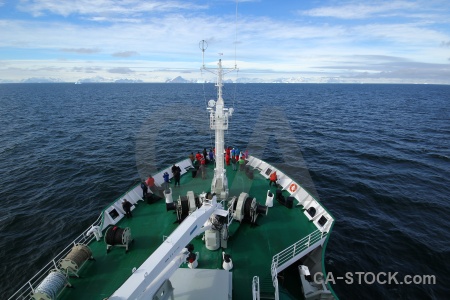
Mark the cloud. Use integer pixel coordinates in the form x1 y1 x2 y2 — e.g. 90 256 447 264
108 67 134 74
3 1 450 84
17 0 207 18
112 51 139 57
72 66 102 73
298 1 426 19
61 48 100 54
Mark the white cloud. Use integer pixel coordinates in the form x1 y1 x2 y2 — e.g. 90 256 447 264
2 1 450 83
112 51 139 57
108 67 134 74
61 48 100 54
17 0 206 18
299 0 424 19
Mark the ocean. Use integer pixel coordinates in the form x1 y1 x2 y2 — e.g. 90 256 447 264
0 83 449 299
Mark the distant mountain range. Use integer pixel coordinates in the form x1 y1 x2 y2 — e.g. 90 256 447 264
0 75 442 84
165 76 192 83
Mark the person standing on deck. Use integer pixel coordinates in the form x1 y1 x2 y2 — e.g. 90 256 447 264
238 156 245 171
209 149 214 163
188 152 195 162
146 175 155 189
195 152 202 162
269 171 277 186
226 147 231 157
171 164 177 175
163 172 170 190
146 174 161 196
173 165 181 187
199 164 207 179
200 156 206 167
231 156 237 171
122 199 133 218
141 181 148 198
225 152 230 166
203 148 208 163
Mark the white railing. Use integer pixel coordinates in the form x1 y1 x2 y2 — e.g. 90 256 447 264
8 214 102 300
252 276 260 300
270 263 279 300
267 229 328 300
272 229 327 273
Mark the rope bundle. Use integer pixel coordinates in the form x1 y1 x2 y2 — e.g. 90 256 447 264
105 226 129 245
60 244 92 272
32 270 66 300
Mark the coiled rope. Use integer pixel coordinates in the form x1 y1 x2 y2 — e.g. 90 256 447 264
105 226 128 245
33 270 66 300
60 244 92 271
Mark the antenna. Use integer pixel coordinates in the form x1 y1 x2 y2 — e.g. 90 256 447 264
199 40 208 69
234 0 239 68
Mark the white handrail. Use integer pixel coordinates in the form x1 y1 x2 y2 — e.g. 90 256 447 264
252 276 260 300
269 229 328 300
272 229 326 272
271 262 279 300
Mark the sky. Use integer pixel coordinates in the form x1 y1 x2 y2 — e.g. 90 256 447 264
1 0 450 83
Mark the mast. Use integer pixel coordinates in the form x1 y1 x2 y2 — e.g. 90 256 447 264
200 40 236 199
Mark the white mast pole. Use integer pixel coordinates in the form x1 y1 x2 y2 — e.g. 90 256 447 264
200 41 237 199
213 59 227 198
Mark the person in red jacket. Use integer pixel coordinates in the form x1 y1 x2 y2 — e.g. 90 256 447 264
195 151 203 162
225 152 230 165
269 171 277 186
146 175 155 188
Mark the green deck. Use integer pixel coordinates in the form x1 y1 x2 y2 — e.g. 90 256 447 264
58 162 318 300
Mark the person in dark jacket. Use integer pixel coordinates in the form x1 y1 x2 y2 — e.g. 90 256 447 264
209 149 214 163
173 165 181 187
203 148 208 163
122 199 133 218
141 181 148 198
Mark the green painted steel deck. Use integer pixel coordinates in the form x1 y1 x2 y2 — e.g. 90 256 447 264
58 161 318 300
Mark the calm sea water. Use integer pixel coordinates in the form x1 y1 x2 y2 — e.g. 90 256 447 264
0 83 449 299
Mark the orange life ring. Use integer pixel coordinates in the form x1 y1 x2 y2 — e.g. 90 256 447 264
289 183 298 193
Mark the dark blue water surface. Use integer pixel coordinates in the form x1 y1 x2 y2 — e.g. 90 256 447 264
1 83 449 299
